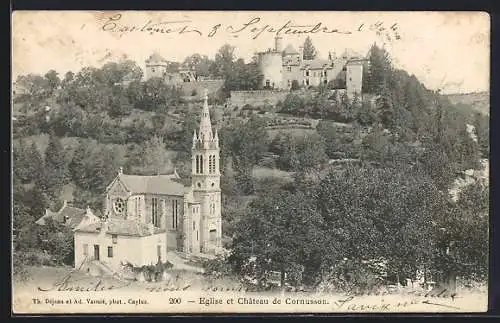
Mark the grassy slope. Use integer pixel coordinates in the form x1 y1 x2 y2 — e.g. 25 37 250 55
445 91 489 116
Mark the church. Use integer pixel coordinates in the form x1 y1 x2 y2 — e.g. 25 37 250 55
73 90 222 270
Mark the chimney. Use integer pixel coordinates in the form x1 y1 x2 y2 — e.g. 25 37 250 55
274 36 283 52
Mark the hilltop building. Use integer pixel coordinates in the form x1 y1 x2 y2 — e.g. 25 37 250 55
73 89 222 270
256 37 367 98
144 52 198 84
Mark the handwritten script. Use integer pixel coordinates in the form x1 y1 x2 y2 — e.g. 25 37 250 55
98 14 401 41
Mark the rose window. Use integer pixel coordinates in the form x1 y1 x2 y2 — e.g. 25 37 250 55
113 197 126 215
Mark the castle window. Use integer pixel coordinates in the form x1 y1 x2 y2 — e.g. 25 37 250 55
107 246 113 258
306 79 310 86
324 70 327 77
265 80 270 88
193 221 196 231
305 70 310 77
286 66 291 72
172 200 178 229
152 198 160 227
210 203 216 214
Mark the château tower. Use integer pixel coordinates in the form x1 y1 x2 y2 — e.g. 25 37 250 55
190 89 222 253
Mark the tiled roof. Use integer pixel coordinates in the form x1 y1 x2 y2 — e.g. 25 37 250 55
36 204 88 229
283 44 299 55
300 59 334 70
75 218 165 237
119 173 185 196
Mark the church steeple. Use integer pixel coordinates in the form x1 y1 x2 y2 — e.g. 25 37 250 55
199 89 213 141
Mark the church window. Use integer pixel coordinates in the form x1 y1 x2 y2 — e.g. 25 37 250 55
211 182 215 187
172 200 178 229
193 221 196 230
107 246 113 258
135 197 141 218
152 198 160 227
113 197 125 215
209 155 216 174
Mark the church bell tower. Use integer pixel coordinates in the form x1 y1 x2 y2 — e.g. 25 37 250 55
191 89 222 253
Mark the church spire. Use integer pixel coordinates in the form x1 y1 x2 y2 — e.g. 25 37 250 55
199 89 213 141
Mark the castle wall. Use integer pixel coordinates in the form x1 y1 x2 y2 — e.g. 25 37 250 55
229 90 289 108
177 79 224 97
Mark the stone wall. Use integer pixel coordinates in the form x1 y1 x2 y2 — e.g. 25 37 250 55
229 90 289 108
177 80 224 97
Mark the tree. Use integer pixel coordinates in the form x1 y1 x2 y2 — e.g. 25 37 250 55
229 190 325 289
281 94 304 115
220 116 269 194
44 135 67 198
142 135 169 175
224 59 263 91
210 44 236 78
183 54 213 78
302 36 317 60
290 80 300 91
364 44 393 94
44 69 60 95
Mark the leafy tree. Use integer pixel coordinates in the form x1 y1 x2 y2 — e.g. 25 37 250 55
220 116 269 194
44 69 60 95
281 94 304 115
229 190 325 288
210 44 236 78
141 135 169 175
224 59 263 91
44 135 67 198
302 36 317 60
290 80 300 91
183 54 213 78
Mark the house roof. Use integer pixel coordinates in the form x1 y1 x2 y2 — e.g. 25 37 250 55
36 203 89 229
146 52 167 64
118 173 185 196
283 44 299 55
300 59 334 70
75 218 165 237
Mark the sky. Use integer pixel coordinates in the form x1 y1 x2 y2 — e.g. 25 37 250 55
12 11 490 94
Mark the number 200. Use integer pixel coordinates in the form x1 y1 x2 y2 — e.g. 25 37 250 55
169 298 181 304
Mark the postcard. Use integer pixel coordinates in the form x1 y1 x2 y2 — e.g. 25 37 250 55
12 10 490 314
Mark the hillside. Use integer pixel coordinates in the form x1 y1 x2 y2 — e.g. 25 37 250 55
445 91 490 116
